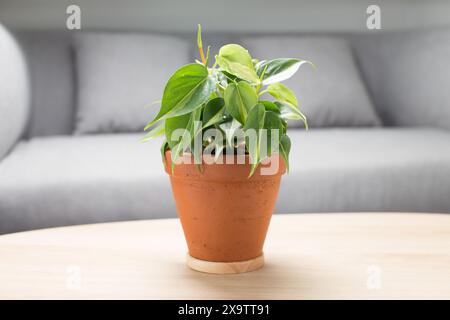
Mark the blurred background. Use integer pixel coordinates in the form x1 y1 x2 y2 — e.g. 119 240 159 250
0 0 449 234
2 0 450 32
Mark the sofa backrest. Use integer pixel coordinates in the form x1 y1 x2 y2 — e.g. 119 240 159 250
353 28 450 130
0 25 29 158
15 31 376 137
14 31 75 138
14 31 237 138
13 28 450 138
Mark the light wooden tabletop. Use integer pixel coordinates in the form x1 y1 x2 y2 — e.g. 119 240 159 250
0 213 449 300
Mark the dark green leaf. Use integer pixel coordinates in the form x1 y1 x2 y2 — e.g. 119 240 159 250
281 118 287 135
279 135 291 171
202 97 225 128
191 110 203 166
146 64 215 128
259 100 280 114
244 104 266 131
244 104 266 176
165 113 191 149
160 139 169 165
220 70 239 83
169 108 202 171
224 82 258 125
262 110 283 158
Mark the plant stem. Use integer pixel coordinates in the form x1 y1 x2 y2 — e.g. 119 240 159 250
256 65 268 93
258 90 268 96
199 48 207 65
197 24 207 65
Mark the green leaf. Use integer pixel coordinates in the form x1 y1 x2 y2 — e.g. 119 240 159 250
259 100 280 114
281 118 287 135
219 118 242 148
243 104 266 176
220 70 239 83
224 82 258 125
266 83 298 107
191 110 203 166
216 44 260 84
204 137 225 162
217 71 229 87
197 24 203 49
165 113 191 149
244 104 266 132
202 97 225 128
169 109 202 171
141 121 165 142
275 101 308 129
279 135 291 171
262 110 283 158
160 139 169 165
146 64 215 128
256 58 312 85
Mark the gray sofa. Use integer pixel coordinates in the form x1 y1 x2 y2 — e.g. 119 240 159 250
1 25 450 234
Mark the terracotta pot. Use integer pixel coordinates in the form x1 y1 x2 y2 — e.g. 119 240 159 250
164 151 286 268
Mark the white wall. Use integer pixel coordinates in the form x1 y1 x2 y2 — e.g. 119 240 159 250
0 0 449 32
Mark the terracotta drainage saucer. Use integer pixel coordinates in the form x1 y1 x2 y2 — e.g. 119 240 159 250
186 254 265 274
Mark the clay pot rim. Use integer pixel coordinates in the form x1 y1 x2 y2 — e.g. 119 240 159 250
164 149 284 159
164 150 286 180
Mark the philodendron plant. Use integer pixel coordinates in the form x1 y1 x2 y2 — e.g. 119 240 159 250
144 25 312 176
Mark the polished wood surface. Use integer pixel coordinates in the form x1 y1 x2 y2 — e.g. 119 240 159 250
0 213 449 299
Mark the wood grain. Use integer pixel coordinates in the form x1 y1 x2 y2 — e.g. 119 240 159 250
0 213 449 299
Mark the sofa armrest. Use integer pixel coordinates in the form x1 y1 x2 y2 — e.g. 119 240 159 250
0 24 29 161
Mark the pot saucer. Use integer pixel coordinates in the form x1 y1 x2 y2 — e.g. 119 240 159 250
186 253 264 274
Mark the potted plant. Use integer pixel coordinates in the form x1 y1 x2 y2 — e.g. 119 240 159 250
143 25 311 274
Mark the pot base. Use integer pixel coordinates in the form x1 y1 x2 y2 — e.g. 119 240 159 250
186 253 264 274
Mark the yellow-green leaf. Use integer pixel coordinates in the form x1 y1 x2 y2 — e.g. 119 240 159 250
216 44 260 84
266 83 298 107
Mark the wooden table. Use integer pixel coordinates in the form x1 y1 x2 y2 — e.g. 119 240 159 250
0 213 449 299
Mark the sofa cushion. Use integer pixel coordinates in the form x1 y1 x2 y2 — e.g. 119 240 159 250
74 32 190 134
1 129 450 234
354 28 450 129
277 128 450 214
241 36 381 127
0 134 176 234
0 25 29 160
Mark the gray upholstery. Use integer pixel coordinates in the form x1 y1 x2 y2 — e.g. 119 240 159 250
0 25 29 159
14 31 74 137
1 28 450 234
1 128 449 234
0 134 175 233
354 28 450 129
74 32 191 133
241 36 381 127
278 128 450 213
